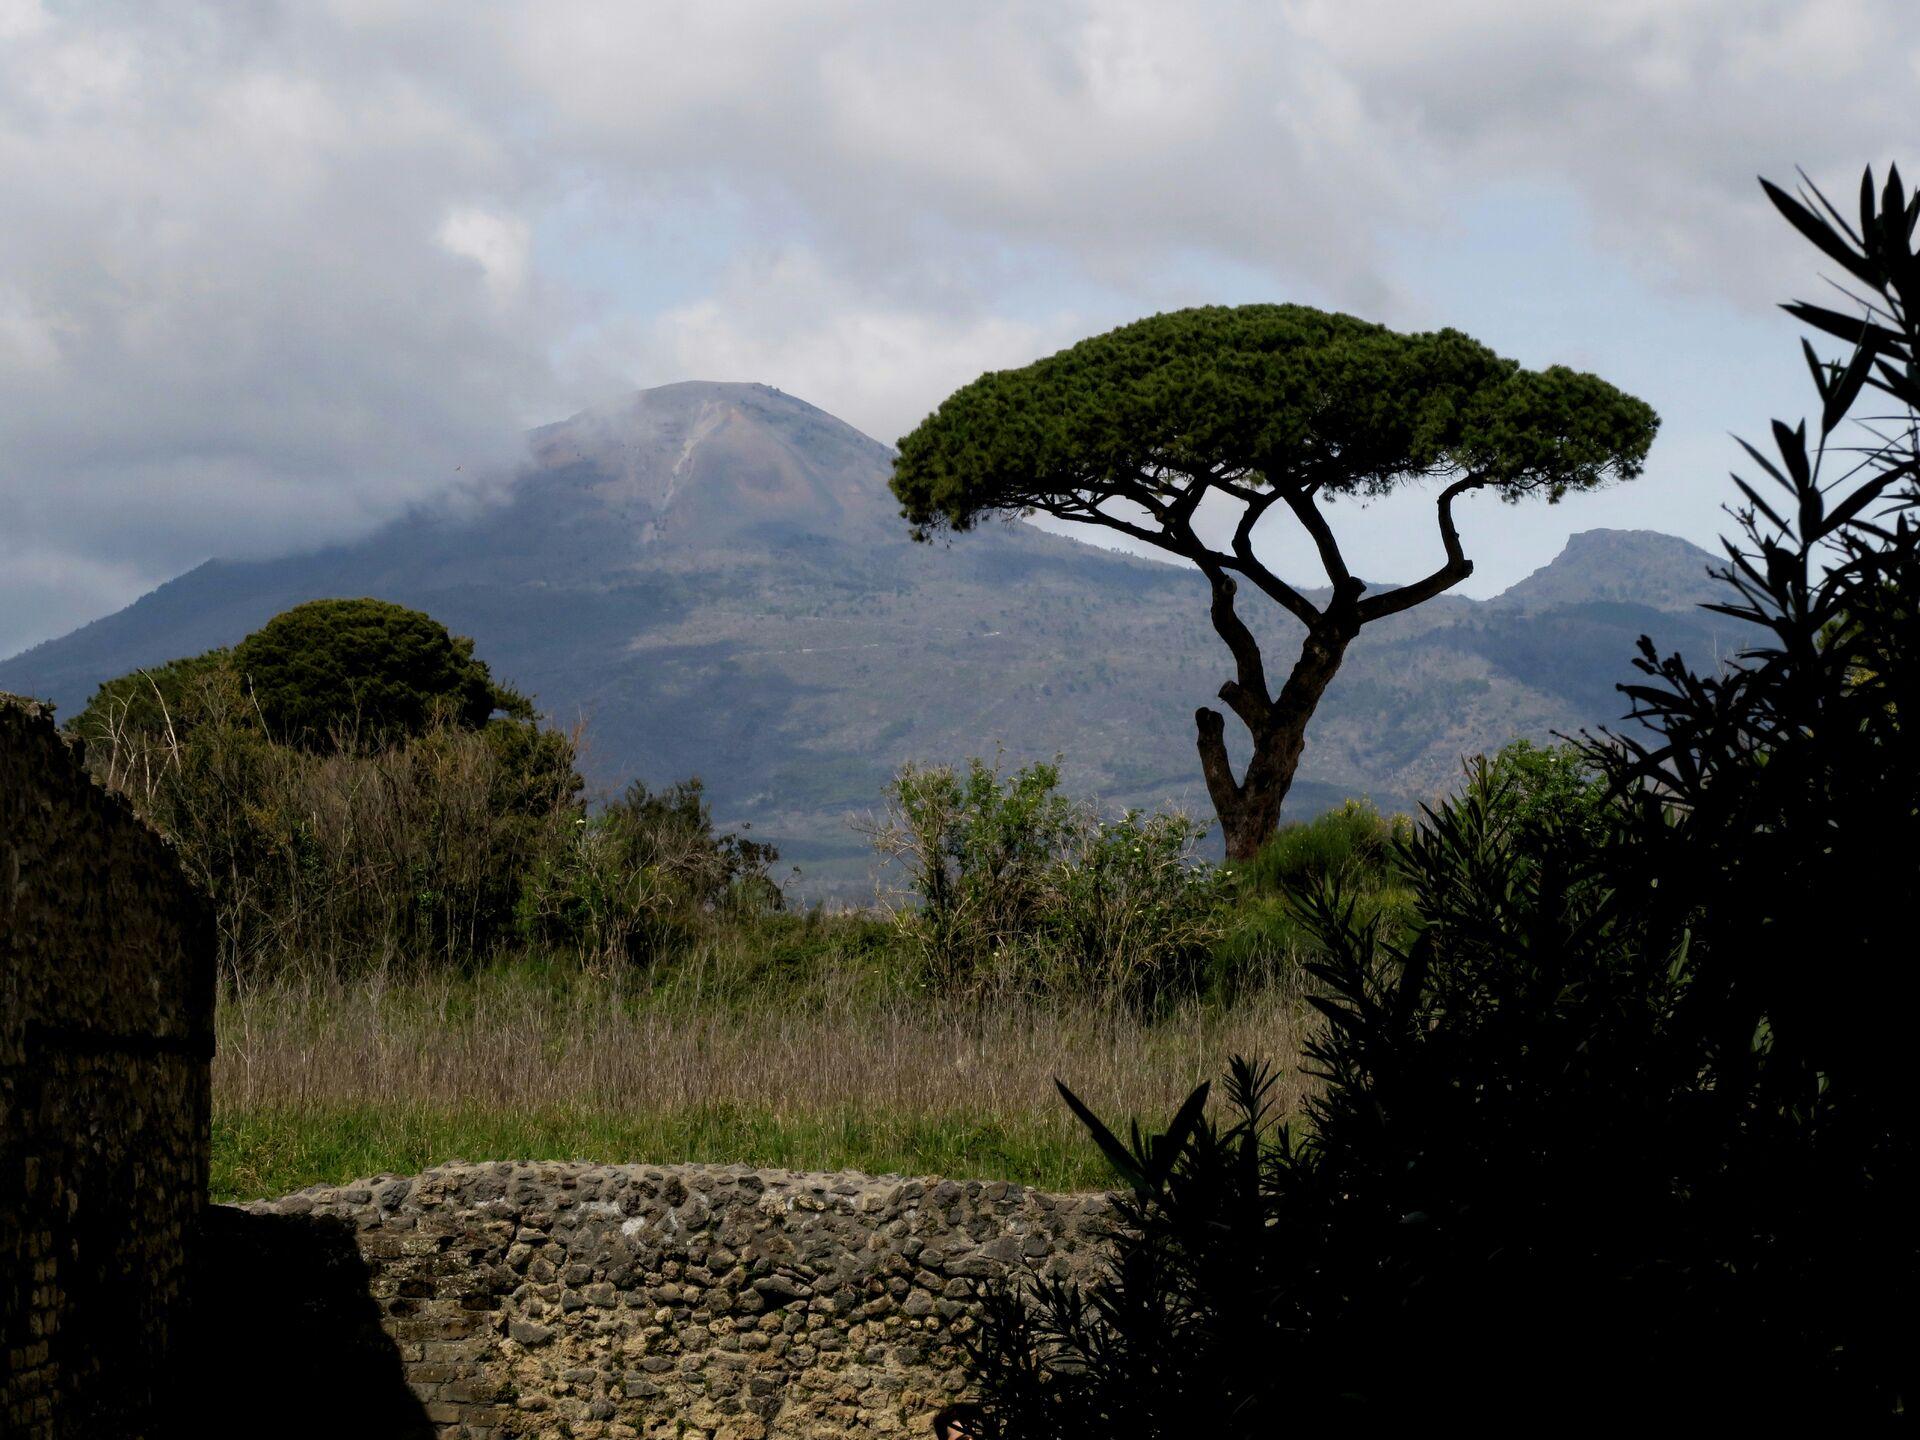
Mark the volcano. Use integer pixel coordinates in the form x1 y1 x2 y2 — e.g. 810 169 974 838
0 382 1737 893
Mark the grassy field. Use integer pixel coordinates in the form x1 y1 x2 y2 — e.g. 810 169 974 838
211 945 1310 1201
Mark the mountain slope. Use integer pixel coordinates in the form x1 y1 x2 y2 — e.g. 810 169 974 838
1496 528 1725 613
0 383 1737 892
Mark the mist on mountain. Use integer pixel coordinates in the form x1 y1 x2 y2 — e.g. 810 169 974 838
0 381 1738 894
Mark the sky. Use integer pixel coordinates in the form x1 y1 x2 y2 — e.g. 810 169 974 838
1 0 1914 660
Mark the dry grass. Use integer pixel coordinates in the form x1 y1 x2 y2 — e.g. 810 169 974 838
212 954 1310 1200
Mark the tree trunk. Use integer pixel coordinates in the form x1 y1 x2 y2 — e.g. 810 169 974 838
1195 617 1355 863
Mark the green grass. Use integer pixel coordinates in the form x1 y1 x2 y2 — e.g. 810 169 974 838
211 1103 1113 1202
202 814 1387 1205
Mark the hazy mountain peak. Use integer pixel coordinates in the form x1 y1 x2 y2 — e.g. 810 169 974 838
1496 528 1723 613
527 382 901 546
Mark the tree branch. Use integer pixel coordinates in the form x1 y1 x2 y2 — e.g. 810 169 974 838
1280 486 1358 597
1355 475 1490 623
1223 488 1320 627
1194 705 1242 819
1197 563 1272 732
1041 476 1326 630
1027 495 1190 557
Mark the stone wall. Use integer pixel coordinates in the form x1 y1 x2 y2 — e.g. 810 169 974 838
0 695 218 1438
227 1161 1112 1439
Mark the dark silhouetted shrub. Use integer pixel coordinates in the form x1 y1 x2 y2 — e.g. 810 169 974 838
961 165 1920 1434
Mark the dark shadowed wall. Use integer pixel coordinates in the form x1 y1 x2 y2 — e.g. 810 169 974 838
1 695 216 1439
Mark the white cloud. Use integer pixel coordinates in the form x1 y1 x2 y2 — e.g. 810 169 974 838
2 0 1916 656
0 0 46 42
1285 0 1913 294
439 206 532 303
641 250 1063 445
0 4 554 656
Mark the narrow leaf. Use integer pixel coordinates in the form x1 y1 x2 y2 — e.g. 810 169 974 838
1771 419 1812 488
1780 301 1906 354
1763 178 1879 284
1150 1080 1213 1184
1823 345 1876 434
1055 1079 1147 1188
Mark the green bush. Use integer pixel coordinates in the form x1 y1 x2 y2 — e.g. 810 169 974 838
232 597 523 751
868 757 1223 998
71 600 601 975
514 777 781 970
1209 800 1413 991
1479 736 1610 837
1233 797 1406 897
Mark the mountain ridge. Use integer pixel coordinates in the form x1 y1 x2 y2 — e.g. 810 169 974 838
0 383 1736 893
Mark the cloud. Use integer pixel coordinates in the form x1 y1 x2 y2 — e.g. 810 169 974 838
439 206 533 304
638 250 1065 445
2 0 1915 657
1285 0 1914 296
0 4 555 656
494 0 1417 304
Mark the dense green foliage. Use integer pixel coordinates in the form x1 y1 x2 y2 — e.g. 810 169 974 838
962 168 1920 1432
232 597 524 750
891 304 1658 534
69 601 790 977
69 647 233 745
1476 734 1610 837
868 757 1225 998
1230 796 1407 894
1208 800 1409 990
515 777 783 969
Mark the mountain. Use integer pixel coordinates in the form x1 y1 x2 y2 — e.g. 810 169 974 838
1497 528 1726 613
0 383 1738 894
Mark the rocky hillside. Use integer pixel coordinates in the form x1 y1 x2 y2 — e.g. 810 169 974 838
0 382 1740 893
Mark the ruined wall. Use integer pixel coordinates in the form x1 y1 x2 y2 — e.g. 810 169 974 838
0 695 217 1439
230 1161 1112 1440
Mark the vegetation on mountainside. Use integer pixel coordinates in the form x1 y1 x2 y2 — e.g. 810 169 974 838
892 304 1657 860
962 166 1920 1433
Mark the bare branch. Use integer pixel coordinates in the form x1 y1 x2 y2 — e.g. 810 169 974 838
1355 475 1490 623
1197 564 1272 732
1026 495 1189 557
1223 488 1320 627
1280 486 1356 595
